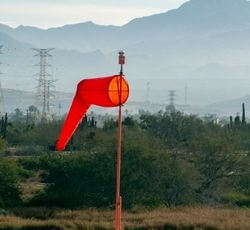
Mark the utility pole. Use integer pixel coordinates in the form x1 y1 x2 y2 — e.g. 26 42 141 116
32 48 55 121
0 46 5 116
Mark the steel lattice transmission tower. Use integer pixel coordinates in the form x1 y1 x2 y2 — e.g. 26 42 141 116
168 90 176 112
32 48 55 121
0 46 5 116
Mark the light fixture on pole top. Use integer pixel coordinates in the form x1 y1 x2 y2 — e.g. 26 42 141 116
119 50 125 74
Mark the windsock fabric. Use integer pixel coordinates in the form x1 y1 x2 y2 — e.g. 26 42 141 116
56 75 129 151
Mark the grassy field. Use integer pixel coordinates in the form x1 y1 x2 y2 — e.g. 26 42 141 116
0 207 249 230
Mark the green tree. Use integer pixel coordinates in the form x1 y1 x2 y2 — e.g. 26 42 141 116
12 108 25 123
103 118 117 131
122 116 136 128
140 111 203 148
191 132 245 198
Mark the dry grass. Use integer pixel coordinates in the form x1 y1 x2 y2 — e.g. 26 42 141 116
20 180 45 201
20 170 45 201
0 207 249 230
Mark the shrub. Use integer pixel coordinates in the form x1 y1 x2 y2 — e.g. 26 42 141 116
0 158 21 207
29 130 194 209
222 191 250 207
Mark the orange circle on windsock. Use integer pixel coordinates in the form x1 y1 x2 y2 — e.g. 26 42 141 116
108 76 129 105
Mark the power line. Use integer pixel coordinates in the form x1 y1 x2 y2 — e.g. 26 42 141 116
32 48 55 121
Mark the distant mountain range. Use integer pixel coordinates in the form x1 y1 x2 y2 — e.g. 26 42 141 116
1 0 250 113
2 0 250 52
208 94 250 115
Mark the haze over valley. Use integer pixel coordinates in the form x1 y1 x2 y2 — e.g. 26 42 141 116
1 0 250 115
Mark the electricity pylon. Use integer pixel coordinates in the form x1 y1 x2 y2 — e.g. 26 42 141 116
32 48 55 121
168 90 176 112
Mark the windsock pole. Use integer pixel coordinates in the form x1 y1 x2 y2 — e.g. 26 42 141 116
115 51 125 230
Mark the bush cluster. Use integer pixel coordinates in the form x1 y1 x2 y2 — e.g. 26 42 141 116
0 111 249 209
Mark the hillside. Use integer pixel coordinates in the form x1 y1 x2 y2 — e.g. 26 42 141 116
1 0 250 108
0 32 112 93
2 0 250 52
2 88 73 114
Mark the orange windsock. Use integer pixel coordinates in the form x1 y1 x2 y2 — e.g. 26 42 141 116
56 75 129 151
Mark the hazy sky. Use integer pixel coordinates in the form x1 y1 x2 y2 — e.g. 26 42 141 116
0 0 188 28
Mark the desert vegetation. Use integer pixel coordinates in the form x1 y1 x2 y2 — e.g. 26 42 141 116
0 108 249 229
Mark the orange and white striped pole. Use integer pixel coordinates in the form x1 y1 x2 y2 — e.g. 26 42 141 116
115 51 125 230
